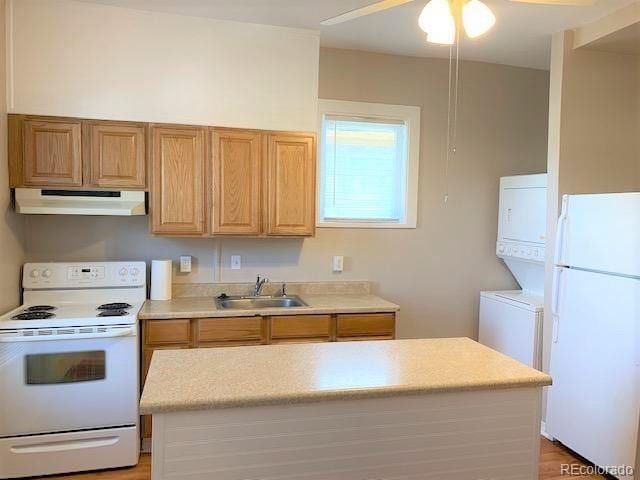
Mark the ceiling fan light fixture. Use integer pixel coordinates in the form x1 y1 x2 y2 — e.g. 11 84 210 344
419 0 456 44
462 0 496 38
425 17 455 44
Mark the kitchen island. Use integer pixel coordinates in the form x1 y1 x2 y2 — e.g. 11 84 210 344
140 337 551 480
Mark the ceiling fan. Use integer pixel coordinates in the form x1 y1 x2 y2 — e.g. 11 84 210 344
321 0 595 44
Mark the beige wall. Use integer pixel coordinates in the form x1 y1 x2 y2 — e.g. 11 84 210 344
0 0 25 312
8 0 319 131
557 31 640 196
26 48 549 339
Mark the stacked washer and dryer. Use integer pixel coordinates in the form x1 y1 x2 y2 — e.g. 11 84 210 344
479 174 547 369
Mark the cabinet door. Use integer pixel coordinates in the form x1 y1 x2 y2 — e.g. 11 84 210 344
211 130 262 235
151 126 206 235
88 123 146 189
196 317 264 346
270 315 331 343
23 119 82 186
266 133 316 236
336 313 396 340
144 319 191 346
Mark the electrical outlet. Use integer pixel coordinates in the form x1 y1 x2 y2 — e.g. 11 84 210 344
179 255 192 273
332 255 344 273
231 255 241 270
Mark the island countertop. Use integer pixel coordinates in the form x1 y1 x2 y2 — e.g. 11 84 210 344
138 293 399 320
140 337 551 414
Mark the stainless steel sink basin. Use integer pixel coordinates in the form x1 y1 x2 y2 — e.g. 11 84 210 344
216 295 308 310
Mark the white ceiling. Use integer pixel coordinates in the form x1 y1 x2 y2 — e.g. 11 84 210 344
79 0 637 70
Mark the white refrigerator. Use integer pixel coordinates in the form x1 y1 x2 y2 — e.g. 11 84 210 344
547 192 640 479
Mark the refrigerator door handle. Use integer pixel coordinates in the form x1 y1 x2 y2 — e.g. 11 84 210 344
551 267 564 343
554 196 569 266
552 267 564 316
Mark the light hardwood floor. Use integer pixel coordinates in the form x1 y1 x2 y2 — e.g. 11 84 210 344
33 438 602 479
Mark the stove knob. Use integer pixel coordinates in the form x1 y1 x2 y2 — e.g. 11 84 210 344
131 267 139 276
42 269 52 278
119 267 128 276
29 269 40 278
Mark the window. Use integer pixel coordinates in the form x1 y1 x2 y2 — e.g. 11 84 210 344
317 100 420 228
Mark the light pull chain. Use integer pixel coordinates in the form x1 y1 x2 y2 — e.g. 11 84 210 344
444 17 462 205
444 42 453 205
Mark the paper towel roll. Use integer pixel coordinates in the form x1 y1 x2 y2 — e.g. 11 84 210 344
151 260 172 301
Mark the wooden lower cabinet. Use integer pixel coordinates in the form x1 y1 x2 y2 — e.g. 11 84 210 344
270 315 331 343
196 317 264 345
144 319 190 345
140 312 396 439
336 313 396 339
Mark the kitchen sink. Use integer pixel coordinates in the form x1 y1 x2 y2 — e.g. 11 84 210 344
216 295 308 310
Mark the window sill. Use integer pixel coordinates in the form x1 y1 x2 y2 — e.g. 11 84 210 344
317 221 416 229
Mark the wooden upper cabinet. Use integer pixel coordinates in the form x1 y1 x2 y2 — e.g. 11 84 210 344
87 122 146 189
266 133 316 236
211 129 262 235
151 126 206 235
23 119 83 187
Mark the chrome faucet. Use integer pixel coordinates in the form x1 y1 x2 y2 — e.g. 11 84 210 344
253 275 269 296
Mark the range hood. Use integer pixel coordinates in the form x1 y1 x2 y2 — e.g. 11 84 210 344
15 188 146 216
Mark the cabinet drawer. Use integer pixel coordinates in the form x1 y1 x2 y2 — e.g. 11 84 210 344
145 319 191 345
271 315 331 340
197 317 263 344
336 313 395 338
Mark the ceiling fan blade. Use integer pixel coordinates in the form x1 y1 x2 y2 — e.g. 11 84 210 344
321 0 416 26
510 0 595 5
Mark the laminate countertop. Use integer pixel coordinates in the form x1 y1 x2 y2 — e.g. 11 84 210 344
140 337 552 414
138 294 400 320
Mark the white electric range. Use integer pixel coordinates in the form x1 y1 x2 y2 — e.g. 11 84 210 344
0 261 146 479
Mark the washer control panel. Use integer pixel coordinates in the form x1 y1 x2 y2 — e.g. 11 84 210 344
497 242 545 263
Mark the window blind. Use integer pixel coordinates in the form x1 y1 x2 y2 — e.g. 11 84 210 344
321 117 408 222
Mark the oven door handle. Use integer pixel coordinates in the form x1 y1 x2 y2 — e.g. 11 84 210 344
0 326 136 342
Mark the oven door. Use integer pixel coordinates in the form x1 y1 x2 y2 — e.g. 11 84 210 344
0 325 138 437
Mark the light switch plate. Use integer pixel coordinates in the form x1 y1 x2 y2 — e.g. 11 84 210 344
332 255 344 273
179 255 192 273
231 255 241 270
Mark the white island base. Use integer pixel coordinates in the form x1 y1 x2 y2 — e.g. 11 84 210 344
142 339 550 480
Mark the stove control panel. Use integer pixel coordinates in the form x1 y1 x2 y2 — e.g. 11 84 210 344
23 262 146 289
68 266 105 280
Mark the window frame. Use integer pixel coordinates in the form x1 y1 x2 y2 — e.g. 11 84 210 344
317 99 420 229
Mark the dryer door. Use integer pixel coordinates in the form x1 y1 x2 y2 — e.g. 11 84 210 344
499 185 546 245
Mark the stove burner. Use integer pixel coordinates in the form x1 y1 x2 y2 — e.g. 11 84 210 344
11 311 56 320
97 309 129 317
97 303 132 311
24 305 56 312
